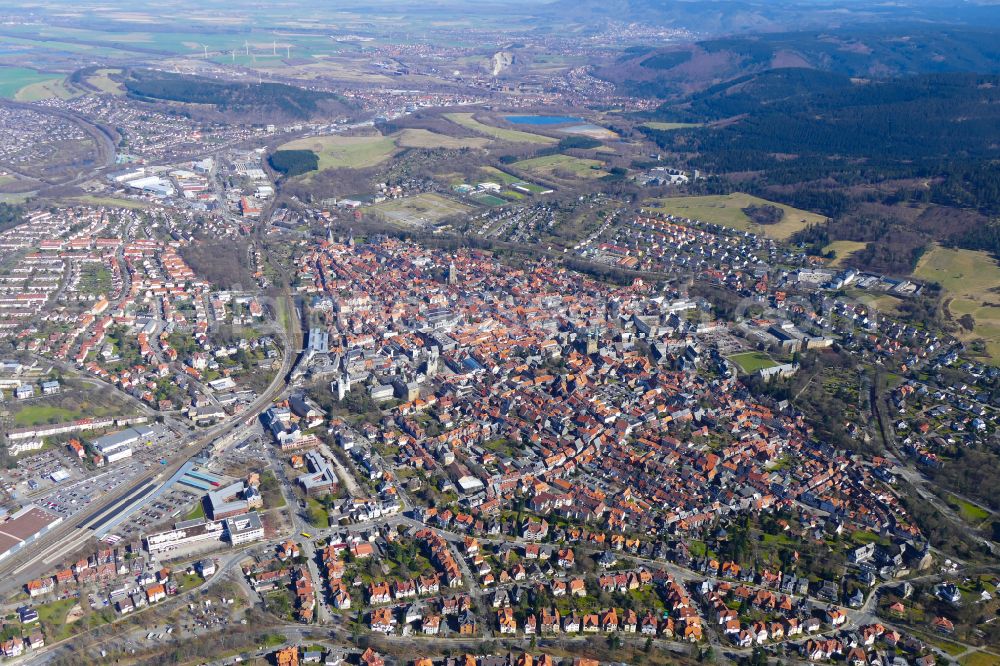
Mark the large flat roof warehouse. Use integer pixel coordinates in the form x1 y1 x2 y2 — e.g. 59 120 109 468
0 506 63 562
92 425 154 455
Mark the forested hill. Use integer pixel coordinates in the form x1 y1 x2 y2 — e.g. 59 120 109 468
547 0 1000 36
124 70 353 122
0 204 23 234
642 69 1000 266
648 70 1000 171
599 26 1000 99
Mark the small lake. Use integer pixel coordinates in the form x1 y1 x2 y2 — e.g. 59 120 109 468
505 115 583 125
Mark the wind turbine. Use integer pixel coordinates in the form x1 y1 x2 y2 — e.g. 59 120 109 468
231 50 236 63
272 40 277 56
244 39 250 56
286 45 291 59
202 44 209 59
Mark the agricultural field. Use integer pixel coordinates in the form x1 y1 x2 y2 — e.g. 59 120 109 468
913 244 1000 364
278 134 397 171
444 113 557 144
396 128 489 150
14 76 81 102
514 153 608 180
645 193 828 240
0 67 61 99
278 129 486 175
0 191 33 204
728 351 779 373
370 192 475 227
641 121 703 131
822 240 868 267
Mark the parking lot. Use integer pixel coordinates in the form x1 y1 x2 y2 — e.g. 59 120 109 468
0 424 181 520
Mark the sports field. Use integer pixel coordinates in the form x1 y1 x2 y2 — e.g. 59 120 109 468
514 154 608 179
371 193 475 226
914 244 1000 364
645 193 827 240
728 351 779 373
444 113 557 144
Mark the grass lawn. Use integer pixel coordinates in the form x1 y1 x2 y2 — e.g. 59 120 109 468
514 153 608 179
852 290 903 316
38 598 78 641
185 501 206 521
728 351 779 374
0 66 60 98
930 637 968 657
279 134 397 171
479 166 521 185
444 113 557 145
12 390 132 427
946 494 990 524
261 633 287 648
69 195 152 210
371 192 475 226
79 264 112 296
961 652 1000 666
645 193 827 240
641 122 703 131
851 530 881 545
86 68 125 95
13 405 78 427
914 244 1000 364
38 598 76 625
175 572 205 592
687 540 709 558
396 128 489 150
822 240 868 267
306 497 330 528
